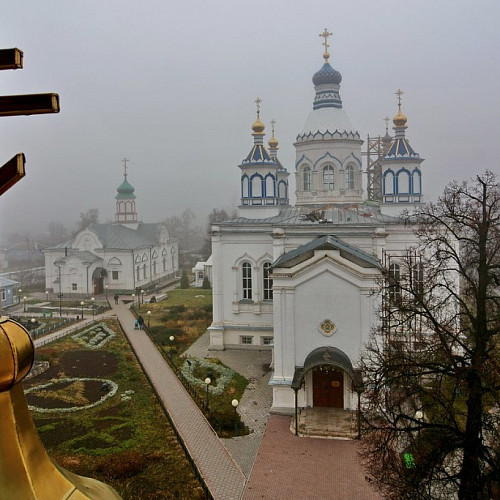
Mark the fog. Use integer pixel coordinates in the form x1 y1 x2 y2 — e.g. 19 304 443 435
0 0 499 239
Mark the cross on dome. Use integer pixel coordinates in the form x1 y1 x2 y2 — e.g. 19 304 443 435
122 157 130 178
255 97 262 118
319 28 333 62
395 89 404 110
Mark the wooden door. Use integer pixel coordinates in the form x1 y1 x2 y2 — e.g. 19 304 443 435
313 368 344 408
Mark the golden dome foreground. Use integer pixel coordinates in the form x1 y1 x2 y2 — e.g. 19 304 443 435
0 318 34 391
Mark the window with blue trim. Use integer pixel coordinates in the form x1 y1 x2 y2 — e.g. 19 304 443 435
263 262 273 300
345 165 354 190
323 165 334 190
242 262 252 300
303 166 311 191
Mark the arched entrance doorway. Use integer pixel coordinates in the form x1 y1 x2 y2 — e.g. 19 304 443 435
292 346 354 410
313 367 344 408
92 268 108 295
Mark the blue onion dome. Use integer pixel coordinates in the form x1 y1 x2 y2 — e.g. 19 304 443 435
313 62 342 86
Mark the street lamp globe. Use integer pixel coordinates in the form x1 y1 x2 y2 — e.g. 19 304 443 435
231 399 239 408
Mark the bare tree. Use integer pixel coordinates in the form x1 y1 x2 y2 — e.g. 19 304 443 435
76 208 99 232
360 172 500 500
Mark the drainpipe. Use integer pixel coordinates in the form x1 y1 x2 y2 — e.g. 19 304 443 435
149 246 153 286
132 250 135 291
84 263 91 297
294 388 299 436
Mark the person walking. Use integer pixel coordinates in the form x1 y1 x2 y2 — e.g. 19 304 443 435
114 294 119 305
137 315 144 330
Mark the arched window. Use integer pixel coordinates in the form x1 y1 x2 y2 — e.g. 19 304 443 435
413 171 421 194
251 175 262 197
388 263 401 303
322 165 334 190
143 264 147 279
242 262 252 300
397 170 410 194
153 261 157 275
345 165 355 190
411 261 424 299
263 262 273 300
384 171 394 195
265 175 275 198
242 176 249 198
278 180 287 200
136 266 140 281
303 166 311 191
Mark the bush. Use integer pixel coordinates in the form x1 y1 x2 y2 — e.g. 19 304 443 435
180 270 189 289
96 450 147 479
202 277 211 289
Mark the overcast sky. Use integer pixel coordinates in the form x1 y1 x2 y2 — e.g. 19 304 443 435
0 0 499 238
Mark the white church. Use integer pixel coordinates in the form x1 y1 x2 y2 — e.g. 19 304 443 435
44 164 179 296
207 30 424 417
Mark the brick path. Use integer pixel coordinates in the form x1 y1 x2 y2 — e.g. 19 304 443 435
243 415 382 500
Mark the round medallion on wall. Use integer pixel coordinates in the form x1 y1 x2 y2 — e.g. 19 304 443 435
319 319 336 337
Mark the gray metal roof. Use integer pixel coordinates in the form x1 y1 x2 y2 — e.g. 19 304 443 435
90 223 163 249
218 205 398 227
47 222 166 251
55 250 103 264
0 276 20 287
272 234 380 270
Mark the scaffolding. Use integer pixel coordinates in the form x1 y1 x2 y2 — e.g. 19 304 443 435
363 135 384 202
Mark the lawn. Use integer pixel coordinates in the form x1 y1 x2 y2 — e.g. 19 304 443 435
26 318 205 499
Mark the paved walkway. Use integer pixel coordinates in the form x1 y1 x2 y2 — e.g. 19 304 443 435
244 416 381 500
185 332 273 477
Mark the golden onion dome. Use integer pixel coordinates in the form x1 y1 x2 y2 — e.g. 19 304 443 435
268 136 278 148
0 318 34 391
252 118 265 134
393 108 408 127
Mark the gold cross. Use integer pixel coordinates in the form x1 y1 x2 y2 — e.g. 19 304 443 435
270 119 276 135
319 28 333 61
255 97 262 118
395 89 404 109
122 157 130 177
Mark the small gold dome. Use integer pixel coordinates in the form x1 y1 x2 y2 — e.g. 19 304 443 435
393 109 407 127
252 118 265 134
0 318 34 391
268 136 278 148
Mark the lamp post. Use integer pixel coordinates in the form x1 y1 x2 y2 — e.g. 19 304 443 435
80 301 84 319
23 296 27 312
105 284 108 300
147 310 151 328
91 297 95 318
18 289 22 305
231 399 239 436
204 377 211 410
141 289 144 305
58 292 63 317
30 318 36 338
45 290 49 302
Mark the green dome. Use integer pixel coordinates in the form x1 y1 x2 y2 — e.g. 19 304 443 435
115 178 136 200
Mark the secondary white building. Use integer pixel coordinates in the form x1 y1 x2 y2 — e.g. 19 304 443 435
208 31 425 416
44 166 178 296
